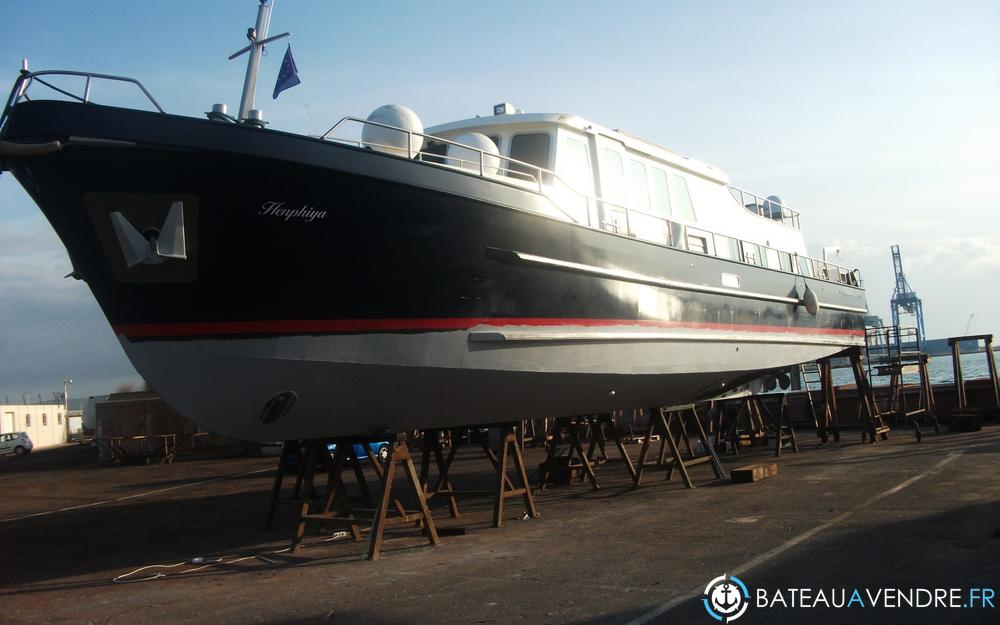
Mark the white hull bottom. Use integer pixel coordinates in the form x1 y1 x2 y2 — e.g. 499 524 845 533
120 327 860 441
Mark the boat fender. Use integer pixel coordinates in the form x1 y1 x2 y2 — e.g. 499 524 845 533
801 285 819 316
0 139 63 171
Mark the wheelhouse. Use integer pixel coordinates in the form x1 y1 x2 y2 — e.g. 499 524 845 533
421 108 860 288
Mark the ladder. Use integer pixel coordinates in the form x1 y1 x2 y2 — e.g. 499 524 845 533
799 362 823 431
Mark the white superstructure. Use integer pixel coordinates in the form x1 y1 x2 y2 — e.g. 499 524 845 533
422 108 852 285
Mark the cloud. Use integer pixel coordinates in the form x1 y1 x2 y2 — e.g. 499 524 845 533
0 215 140 400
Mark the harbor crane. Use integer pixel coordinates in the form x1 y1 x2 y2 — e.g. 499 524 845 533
889 244 926 344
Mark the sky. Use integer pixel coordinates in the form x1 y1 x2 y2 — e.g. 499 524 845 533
0 0 998 400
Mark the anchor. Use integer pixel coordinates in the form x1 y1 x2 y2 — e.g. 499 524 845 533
713 582 741 613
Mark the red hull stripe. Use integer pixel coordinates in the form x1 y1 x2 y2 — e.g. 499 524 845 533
113 318 865 339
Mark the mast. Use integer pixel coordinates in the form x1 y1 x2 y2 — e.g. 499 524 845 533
229 0 290 124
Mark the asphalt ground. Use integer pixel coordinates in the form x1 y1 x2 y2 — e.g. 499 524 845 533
1 424 997 625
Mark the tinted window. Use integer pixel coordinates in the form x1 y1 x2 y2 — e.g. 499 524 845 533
650 168 671 219
687 233 708 254
715 234 732 259
557 134 592 192
627 159 650 213
765 248 780 270
508 133 551 182
779 252 794 273
670 174 696 222
797 257 814 277
729 238 742 261
743 242 765 266
556 133 594 224
599 148 627 207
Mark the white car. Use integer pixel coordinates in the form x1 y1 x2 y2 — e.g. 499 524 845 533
0 432 33 456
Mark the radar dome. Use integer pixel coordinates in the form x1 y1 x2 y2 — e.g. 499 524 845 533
446 133 501 176
765 195 783 219
361 104 423 158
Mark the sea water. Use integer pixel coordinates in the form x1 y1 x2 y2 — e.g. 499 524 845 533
830 351 995 387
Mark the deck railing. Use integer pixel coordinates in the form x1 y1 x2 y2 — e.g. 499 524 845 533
1 73 859 289
728 186 801 229
1 69 164 130
322 117 857 287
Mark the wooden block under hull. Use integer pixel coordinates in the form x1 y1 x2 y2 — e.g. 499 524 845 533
731 463 778 483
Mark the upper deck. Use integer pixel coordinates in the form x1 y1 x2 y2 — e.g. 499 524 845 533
1 71 857 290
416 107 837 282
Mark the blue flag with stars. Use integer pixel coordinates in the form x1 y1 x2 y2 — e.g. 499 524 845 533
272 44 301 99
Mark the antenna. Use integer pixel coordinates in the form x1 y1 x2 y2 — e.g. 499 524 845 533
228 1 291 123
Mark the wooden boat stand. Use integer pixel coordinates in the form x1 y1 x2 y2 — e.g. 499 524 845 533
585 413 638 480
847 346 890 443
949 334 1000 418
274 434 439 561
534 413 637 489
538 416 601 490
718 395 799 457
418 424 538 528
633 405 727 489
765 395 799 456
716 397 767 454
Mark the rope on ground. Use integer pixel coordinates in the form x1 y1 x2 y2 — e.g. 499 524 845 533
111 532 350 584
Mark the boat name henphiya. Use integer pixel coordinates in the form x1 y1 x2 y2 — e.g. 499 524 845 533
258 200 328 222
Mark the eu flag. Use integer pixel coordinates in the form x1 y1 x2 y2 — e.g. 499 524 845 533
272 44 301 99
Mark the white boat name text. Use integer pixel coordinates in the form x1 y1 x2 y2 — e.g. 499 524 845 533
259 201 328 222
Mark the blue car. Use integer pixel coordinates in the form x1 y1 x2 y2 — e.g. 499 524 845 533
326 441 390 463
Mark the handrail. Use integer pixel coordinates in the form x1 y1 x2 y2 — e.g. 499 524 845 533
0 71 859 289
322 116 543 187
728 185 801 230
321 115 859 288
1 69 164 131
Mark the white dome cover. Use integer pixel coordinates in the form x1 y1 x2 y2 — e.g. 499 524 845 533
446 132 501 176
361 104 423 158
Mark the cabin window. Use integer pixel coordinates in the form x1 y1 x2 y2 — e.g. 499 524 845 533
687 228 715 255
487 135 501 151
815 261 830 280
779 251 794 273
556 134 593 192
729 238 742 260
627 159 650 213
649 168 671 219
670 174 696 222
743 242 765 266
598 148 629 232
42 414 48 426
507 133 551 182
25 414 31 427
765 248 780 270
555 133 594 224
797 256 814 277
598 148 627 207
715 234 732 259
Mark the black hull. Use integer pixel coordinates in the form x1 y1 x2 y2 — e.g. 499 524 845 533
2 100 867 438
